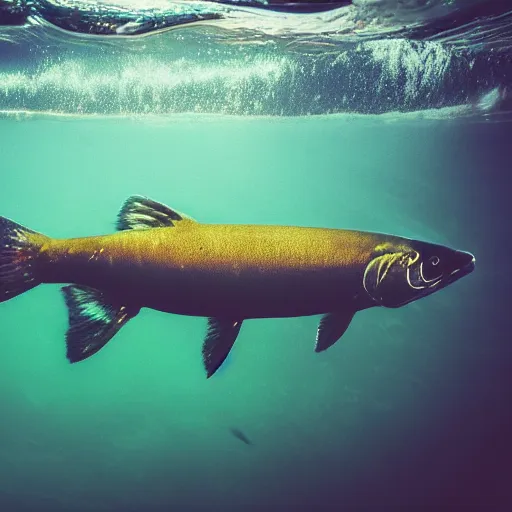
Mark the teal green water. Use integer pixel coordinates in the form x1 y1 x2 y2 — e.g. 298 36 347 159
0 115 510 511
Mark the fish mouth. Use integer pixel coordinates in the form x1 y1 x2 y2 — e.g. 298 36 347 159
447 251 476 284
464 252 476 273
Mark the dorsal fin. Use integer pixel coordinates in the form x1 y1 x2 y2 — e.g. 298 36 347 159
116 195 196 231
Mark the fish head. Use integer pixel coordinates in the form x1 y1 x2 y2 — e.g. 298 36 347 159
363 238 475 308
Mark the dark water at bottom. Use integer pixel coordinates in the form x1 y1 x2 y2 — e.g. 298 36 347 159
0 113 510 511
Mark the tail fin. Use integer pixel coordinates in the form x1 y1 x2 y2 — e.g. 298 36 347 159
0 217 47 303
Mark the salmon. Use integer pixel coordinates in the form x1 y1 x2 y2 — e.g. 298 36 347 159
0 195 475 377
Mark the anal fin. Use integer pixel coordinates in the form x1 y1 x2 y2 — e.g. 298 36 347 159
315 311 356 353
202 318 243 378
62 285 139 363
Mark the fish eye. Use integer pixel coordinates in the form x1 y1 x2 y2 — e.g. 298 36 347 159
429 256 440 266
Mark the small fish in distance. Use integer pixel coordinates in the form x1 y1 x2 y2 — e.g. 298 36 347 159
229 427 253 446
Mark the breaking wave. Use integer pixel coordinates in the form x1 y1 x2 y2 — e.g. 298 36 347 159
0 0 510 119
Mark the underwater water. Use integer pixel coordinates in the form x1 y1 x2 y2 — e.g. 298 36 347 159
1 1 512 511
1 114 510 512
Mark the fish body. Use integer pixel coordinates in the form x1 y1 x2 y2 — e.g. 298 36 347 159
0 195 475 378
229 427 253 446
41 223 385 319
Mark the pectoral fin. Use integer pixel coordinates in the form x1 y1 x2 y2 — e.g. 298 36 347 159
202 318 243 378
315 311 356 353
